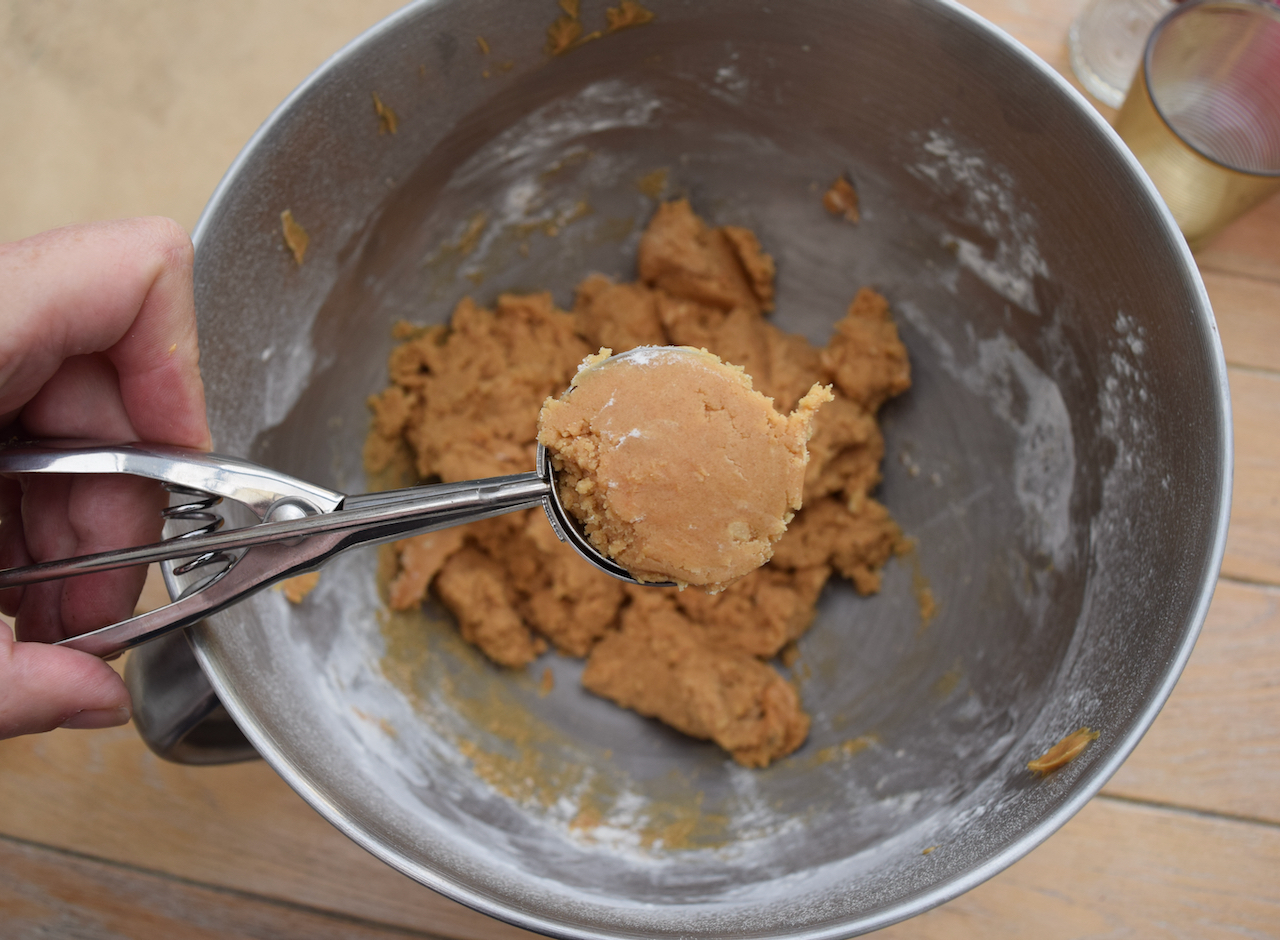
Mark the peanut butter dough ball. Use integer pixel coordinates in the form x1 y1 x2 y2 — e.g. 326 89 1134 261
538 346 832 592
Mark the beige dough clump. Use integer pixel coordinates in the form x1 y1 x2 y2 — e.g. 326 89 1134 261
365 198 912 768
538 346 831 591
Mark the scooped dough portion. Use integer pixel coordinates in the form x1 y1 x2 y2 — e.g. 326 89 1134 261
539 346 831 590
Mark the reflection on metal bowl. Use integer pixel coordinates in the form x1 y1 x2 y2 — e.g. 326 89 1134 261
180 1 1230 937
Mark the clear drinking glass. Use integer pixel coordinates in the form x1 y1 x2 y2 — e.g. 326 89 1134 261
1069 0 1177 107
1113 0 1280 248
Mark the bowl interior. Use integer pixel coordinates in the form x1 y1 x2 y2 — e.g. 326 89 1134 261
189 1 1228 936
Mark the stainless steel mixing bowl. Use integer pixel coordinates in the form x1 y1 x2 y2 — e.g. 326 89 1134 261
183 0 1231 936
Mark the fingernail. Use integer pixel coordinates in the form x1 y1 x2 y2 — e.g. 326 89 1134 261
59 706 132 730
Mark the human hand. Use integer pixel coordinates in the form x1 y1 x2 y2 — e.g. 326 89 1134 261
0 218 210 739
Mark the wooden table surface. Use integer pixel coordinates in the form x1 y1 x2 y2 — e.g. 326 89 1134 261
2 2 1278 937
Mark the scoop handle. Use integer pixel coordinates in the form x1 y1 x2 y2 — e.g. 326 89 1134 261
22 472 549 658
0 472 550 590
0 439 551 656
0 438 660 658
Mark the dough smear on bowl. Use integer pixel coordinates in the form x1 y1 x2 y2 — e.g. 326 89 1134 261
538 346 832 591
365 199 911 767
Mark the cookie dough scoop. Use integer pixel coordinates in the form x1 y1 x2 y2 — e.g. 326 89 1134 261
538 346 833 592
0 348 828 657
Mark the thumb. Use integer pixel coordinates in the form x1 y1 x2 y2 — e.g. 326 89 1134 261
0 629 131 738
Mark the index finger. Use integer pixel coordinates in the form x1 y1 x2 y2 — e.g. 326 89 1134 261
0 217 210 449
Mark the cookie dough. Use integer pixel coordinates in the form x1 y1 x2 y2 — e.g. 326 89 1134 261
538 346 831 591
1027 727 1099 775
366 198 911 767
582 587 810 768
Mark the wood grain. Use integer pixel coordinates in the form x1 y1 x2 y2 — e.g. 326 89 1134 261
4 726 1279 938
0 729 536 938
961 0 1087 69
0 835 444 940
1205 270 1280 372
1197 192 1280 284
1103 580 1280 824
1223 368 1280 586
877 796 1280 940
3 587 1278 937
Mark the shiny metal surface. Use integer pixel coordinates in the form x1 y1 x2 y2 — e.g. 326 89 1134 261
0 447 549 589
0 441 340 588
0 440 646 655
0 439 344 517
124 629 258 764
179 0 1230 937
